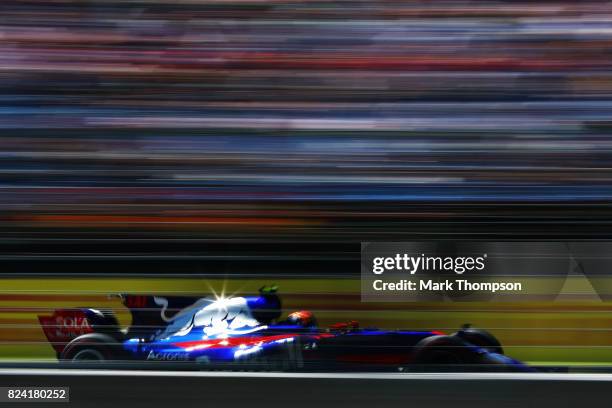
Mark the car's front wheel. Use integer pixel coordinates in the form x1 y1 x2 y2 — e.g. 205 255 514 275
412 335 470 366
452 327 503 355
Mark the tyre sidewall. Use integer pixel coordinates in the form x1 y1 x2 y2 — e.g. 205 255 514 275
412 335 472 365
60 333 123 362
452 328 503 355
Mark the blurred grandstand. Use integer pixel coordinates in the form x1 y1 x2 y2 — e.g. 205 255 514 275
2 0 612 242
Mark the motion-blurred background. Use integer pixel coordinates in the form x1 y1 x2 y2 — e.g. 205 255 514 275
2 0 612 367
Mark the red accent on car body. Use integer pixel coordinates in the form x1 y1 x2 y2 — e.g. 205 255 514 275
172 334 298 350
38 309 94 353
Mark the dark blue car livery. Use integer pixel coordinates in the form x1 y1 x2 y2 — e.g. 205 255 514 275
38 289 530 371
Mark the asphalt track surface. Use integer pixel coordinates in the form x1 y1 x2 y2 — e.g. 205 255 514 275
0 369 610 408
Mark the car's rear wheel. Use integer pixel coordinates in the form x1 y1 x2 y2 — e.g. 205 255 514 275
71 348 106 361
60 333 123 362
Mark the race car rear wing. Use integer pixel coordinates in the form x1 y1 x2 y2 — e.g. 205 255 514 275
37 295 205 354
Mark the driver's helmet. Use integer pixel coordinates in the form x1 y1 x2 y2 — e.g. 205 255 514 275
286 310 317 327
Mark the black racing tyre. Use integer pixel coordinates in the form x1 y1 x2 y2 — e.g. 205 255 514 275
452 328 503 355
412 335 470 365
60 333 125 362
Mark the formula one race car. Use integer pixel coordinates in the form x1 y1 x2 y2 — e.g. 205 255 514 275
38 287 529 371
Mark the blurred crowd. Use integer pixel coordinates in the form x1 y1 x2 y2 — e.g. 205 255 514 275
2 0 612 239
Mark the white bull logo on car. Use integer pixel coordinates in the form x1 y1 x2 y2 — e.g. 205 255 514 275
153 296 262 339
